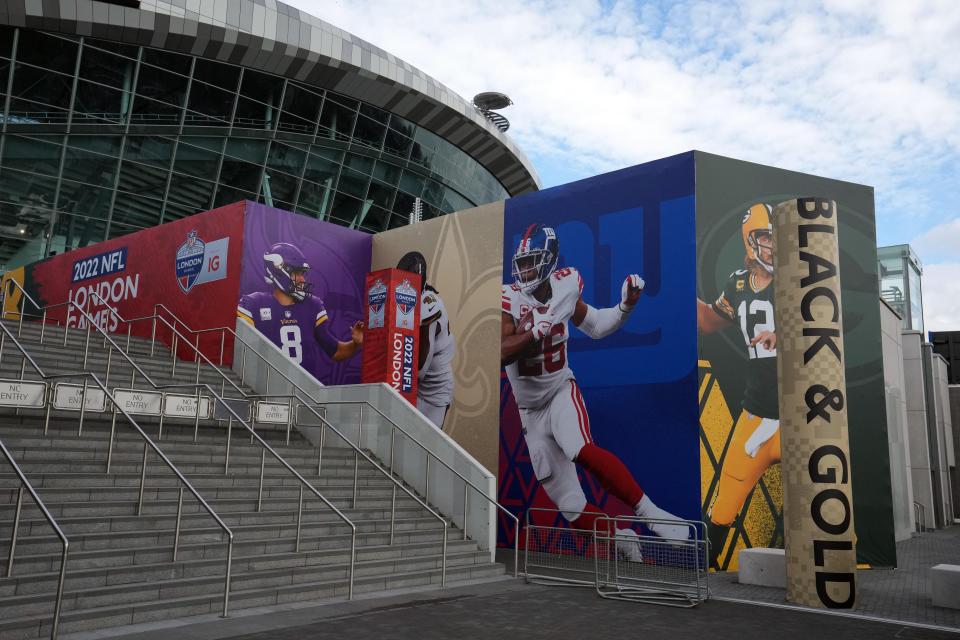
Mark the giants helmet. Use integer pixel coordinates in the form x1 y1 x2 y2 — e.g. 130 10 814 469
741 204 774 273
512 224 558 294
264 242 312 302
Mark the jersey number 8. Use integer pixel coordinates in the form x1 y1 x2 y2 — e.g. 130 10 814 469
279 325 303 364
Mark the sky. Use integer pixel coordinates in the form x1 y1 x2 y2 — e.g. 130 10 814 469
288 0 960 332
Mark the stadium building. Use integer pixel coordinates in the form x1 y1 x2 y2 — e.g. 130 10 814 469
0 0 539 268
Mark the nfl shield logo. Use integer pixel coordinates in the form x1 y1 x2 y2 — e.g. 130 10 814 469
394 279 417 330
175 230 206 293
367 279 387 329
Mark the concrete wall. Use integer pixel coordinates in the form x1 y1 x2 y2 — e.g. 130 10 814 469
925 349 955 527
949 386 960 521
903 331 936 529
880 300 914 540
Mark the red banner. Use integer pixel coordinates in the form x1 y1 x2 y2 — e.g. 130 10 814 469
361 268 420 404
6 202 246 365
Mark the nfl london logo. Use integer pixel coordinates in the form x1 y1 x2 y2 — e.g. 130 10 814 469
175 230 206 294
367 279 387 329
394 279 417 330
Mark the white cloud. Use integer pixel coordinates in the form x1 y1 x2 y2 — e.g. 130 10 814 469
911 217 960 264
922 262 960 333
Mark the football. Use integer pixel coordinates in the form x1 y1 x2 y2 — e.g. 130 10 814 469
516 309 544 357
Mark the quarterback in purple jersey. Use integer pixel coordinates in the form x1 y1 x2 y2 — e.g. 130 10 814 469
237 243 363 376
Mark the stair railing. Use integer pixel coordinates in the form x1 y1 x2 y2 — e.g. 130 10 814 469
2 282 362 597
0 321 234 631
0 432 69 640
153 304 521 577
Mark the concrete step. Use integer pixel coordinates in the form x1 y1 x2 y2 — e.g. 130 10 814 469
0 546 488 615
0 562 505 640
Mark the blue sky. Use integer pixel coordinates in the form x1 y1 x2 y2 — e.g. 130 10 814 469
290 0 960 330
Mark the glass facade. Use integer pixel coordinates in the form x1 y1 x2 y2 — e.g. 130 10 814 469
0 27 509 268
878 244 924 333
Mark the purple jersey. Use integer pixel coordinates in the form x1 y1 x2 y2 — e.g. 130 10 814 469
237 291 340 377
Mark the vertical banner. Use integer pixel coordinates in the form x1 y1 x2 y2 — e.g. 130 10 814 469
361 268 421 404
773 197 857 609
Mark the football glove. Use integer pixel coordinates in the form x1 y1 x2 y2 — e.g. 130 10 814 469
620 274 645 312
530 308 555 341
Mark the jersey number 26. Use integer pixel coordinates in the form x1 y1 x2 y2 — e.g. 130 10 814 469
518 324 566 377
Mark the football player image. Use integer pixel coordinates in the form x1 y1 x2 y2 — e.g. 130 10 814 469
237 242 364 378
697 203 780 567
396 251 456 430
501 223 689 554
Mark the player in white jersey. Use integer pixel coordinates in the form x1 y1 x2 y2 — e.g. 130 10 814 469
398 252 456 430
502 224 688 552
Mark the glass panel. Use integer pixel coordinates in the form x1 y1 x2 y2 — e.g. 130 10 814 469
134 66 188 120
264 171 299 205
0 171 58 238
193 58 240 91
219 159 263 193
78 45 131 89
308 145 344 164
389 114 414 138
302 153 340 185
383 129 412 159
393 192 415 223
141 49 192 76
366 181 394 210
234 70 282 129
908 265 923 332
352 114 385 150
344 154 373 175
123 136 175 170
442 188 472 214
296 179 334 218
60 137 121 189
329 191 362 226
214 185 257 208
57 214 106 250
409 140 435 171
107 218 149 241
279 83 322 135
0 26 15 58
372 160 401 185
111 191 164 229
359 102 389 124
421 180 444 207
186 79 236 126
12 63 75 112
73 80 125 123
318 99 356 141
84 38 138 60
399 170 425 197
55 180 113 219
17 31 78 75
337 166 369 199
173 138 221 179
167 172 215 214
266 142 306 176
2 135 62 178
358 205 390 233
115 159 169 201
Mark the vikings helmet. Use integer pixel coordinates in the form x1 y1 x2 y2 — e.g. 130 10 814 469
741 204 774 273
264 242 312 302
512 224 559 294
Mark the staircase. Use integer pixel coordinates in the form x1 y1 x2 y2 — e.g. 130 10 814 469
0 321 504 638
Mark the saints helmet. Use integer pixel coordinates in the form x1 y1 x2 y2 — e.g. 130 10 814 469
741 204 774 273
512 224 559 294
264 242 312 302
397 251 428 292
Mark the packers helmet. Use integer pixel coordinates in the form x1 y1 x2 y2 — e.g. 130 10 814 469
741 204 774 273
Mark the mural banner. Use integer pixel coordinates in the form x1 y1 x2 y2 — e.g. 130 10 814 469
773 197 857 609
498 153 699 548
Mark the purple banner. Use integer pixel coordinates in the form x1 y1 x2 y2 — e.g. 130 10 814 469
239 203 372 385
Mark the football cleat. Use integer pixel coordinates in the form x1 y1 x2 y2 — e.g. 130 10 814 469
741 203 774 273
615 528 644 563
512 224 559 294
264 242 312 302
635 495 690 541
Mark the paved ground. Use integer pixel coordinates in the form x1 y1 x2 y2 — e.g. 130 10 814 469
72 526 960 640
711 525 960 629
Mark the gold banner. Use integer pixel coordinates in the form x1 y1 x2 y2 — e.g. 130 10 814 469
772 198 857 609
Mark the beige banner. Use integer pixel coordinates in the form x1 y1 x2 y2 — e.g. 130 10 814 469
371 203 504 474
773 198 857 609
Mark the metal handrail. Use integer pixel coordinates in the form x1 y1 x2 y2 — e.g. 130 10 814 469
0 320 236 622
913 501 926 533
1 281 359 598
151 303 517 576
0 435 69 640
93 300 450 583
